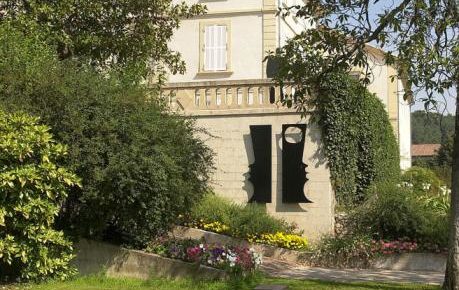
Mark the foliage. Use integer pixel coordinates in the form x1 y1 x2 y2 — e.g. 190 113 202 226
411 111 455 144
186 194 298 238
401 167 444 195
146 237 262 276
437 134 455 166
400 167 451 214
351 183 448 248
182 194 308 250
311 234 374 268
316 73 400 205
0 111 79 281
269 55 401 205
269 0 457 283
0 25 214 247
431 165 453 188
247 232 308 251
0 1 206 82
273 1 458 105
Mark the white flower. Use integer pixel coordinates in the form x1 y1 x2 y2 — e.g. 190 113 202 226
440 186 451 196
199 244 204 249
422 183 431 191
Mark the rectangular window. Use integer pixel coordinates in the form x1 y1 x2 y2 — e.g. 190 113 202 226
203 24 228 71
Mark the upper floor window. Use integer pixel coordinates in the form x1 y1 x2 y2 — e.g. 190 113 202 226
200 21 231 73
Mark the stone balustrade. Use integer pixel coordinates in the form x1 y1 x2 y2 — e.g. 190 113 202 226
162 79 295 112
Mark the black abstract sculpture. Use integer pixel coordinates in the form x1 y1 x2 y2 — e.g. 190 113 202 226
248 125 272 203
282 124 312 203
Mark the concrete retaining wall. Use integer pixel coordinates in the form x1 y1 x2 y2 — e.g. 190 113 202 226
73 239 226 280
172 226 446 272
372 253 446 272
171 226 312 263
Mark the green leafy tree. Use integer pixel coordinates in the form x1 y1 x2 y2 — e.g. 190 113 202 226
0 25 214 247
0 111 80 281
0 0 205 83
411 111 455 144
269 0 458 287
439 134 456 166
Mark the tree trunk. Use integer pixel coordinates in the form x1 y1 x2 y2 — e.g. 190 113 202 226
444 82 459 289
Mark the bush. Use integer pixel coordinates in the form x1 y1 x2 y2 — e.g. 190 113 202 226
401 166 444 195
0 111 79 281
0 25 214 247
317 73 400 205
186 194 298 239
184 194 309 250
311 234 374 268
351 183 448 247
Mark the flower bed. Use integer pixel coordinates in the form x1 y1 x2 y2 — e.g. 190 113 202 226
248 232 308 251
182 219 309 251
371 240 418 255
372 239 447 255
146 238 262 276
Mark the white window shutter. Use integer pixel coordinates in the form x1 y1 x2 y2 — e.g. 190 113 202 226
204 26 213 71
204 25 227 71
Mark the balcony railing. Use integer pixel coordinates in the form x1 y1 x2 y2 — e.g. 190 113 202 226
162 79 295 112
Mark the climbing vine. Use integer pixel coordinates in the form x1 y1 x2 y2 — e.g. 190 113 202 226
316 72 400 205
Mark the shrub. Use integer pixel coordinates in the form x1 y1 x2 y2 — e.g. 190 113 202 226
317 72 400 205
183 194 308 250
311 234 374 268
401 166 444 195
187 194 297 238
351 183 448 247
0 25 214 247
0 111 79 281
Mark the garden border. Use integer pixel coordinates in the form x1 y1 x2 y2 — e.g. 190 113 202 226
171 226 312 263
172 226 446 272
74 239 226 280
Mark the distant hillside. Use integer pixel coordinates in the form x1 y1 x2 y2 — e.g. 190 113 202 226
411 111 455 144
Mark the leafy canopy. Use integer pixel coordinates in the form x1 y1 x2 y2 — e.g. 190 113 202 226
273 0 458 108
0 25 214 247
0 0 206 82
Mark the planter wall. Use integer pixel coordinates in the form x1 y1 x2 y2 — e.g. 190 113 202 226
372 253 446 272
171 226 312 264
74 239 226 280
172 226 446 273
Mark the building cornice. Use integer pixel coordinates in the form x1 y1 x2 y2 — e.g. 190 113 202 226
187 8 277 19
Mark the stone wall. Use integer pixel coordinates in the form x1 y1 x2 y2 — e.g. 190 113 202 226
195 110 334 240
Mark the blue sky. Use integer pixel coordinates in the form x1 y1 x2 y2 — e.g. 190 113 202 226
367 0 457 115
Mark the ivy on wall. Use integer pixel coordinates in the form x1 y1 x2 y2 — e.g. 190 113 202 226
316 72 400 205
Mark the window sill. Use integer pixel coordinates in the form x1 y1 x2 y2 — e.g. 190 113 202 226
196 71 234 77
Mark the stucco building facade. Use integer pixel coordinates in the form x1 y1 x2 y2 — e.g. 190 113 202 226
163 0 412 239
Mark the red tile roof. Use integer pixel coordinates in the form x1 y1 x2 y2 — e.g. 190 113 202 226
411 144 441 157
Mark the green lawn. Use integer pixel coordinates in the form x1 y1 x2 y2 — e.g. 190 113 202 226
9 275 440 290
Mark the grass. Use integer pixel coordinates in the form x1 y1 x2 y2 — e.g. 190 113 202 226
6 275 441 290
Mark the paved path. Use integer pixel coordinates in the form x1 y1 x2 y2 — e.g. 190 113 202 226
261 257 444 285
